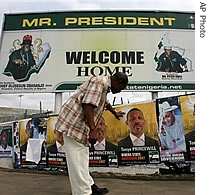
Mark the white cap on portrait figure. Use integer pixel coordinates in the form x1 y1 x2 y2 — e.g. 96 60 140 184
159 101 178 114
164 45 172 50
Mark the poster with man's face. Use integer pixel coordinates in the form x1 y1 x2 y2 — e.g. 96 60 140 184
102 101 160 166
0 125 13 158
19 118 47 167
46 116 66 169
157 96 187 162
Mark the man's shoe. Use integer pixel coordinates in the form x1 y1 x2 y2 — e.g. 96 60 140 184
91 184 109 194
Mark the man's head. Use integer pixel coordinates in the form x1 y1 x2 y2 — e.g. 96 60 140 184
164 45 172 57
126 108 145 138
0 129 9 148
160 101 177 127
96 116 106 143
162 111 175 127
21 34 33 53
110 72 128 94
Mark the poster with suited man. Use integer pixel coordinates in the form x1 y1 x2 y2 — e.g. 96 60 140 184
89 116 118 167
102 101 160 166
46 116 67 169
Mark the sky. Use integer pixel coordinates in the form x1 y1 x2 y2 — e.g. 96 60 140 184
0 0 196 111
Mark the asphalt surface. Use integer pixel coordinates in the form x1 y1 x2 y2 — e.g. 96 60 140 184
0 168 195 195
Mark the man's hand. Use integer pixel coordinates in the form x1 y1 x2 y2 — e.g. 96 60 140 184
54 129 63 137
13 59 23 65
114 111 125 120
88 127 97 146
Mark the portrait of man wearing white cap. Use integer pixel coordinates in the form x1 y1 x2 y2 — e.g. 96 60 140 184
158 100 186 155
156 45 188 73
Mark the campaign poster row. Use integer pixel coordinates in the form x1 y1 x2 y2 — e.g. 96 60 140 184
0 93 195 172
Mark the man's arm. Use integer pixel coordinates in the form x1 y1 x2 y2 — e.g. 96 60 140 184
83 103 95 130
183 63 188 72
83 103 97 145
105 103 125 120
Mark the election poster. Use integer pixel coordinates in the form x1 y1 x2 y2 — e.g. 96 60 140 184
157 95 187 163
46 116 67 170
19 118 47 168
180 94 195 172
0 125 13 158
95 101 160 166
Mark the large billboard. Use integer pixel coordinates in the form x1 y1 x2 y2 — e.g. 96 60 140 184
0 11 195 93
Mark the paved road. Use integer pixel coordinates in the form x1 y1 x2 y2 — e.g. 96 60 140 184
0 169 195 195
